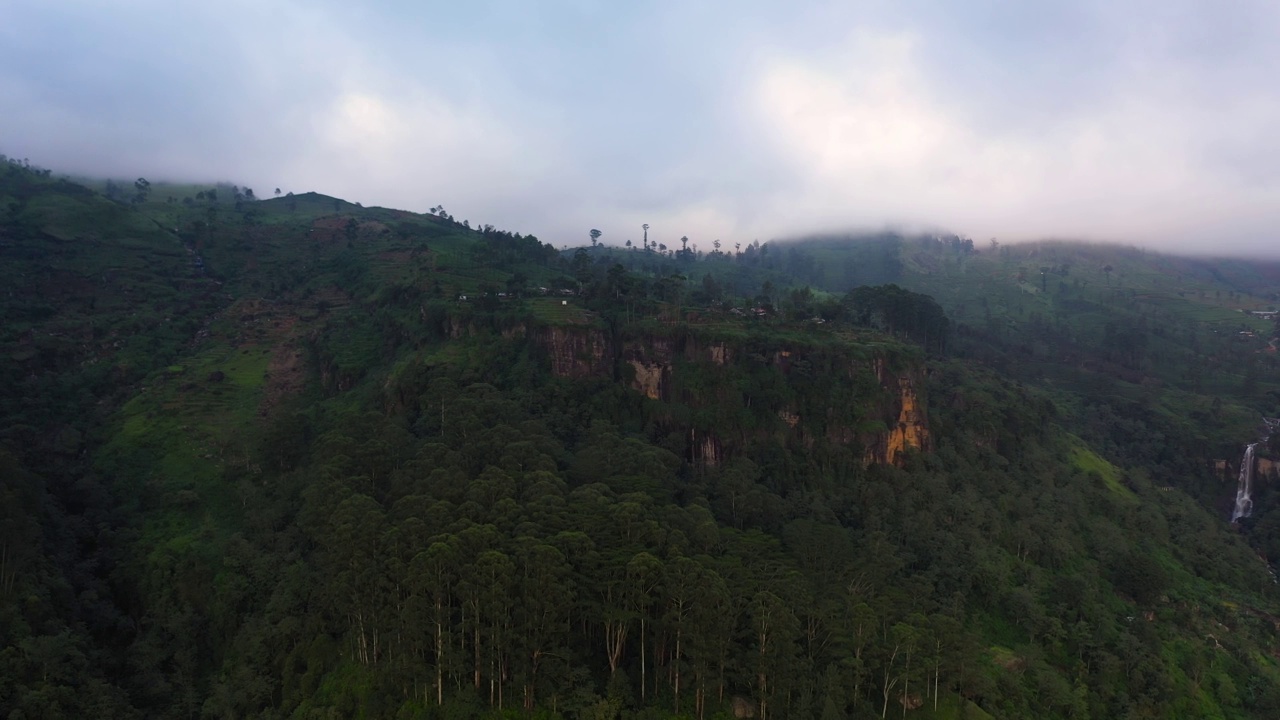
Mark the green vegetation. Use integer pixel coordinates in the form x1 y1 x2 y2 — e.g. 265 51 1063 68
1068 443 1136 499
4 156 1280 719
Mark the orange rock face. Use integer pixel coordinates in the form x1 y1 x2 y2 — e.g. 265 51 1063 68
863 360 931 466
629 360 664 400
537 326 930 468
886 374 930 463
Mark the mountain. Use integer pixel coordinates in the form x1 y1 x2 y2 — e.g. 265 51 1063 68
3 159 1280 719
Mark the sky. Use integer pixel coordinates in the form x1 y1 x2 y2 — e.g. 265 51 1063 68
4 1 1280 255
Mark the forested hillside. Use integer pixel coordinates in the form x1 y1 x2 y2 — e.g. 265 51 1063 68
4 159 1280 719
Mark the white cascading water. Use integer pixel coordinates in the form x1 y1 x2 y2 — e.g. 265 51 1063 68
1232 443 1258 522
1232 418 1280 523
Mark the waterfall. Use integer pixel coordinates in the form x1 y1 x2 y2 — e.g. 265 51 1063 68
1232 443 1258 522
1232 418 1280 523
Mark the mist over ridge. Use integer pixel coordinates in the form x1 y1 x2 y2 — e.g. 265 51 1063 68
4 1 1280 255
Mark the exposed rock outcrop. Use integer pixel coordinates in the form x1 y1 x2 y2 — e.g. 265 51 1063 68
862 359 932 466
539 326 613 379
1258 458 1279 480
535 324 931 468
629 360 666 400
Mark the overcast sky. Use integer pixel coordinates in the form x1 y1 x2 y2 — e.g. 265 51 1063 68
4 1 1280 255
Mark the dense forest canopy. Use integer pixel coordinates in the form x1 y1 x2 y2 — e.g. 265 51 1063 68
3 158 1280 718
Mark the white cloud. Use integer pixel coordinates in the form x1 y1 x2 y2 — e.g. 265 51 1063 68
6 2 1280 255
748 27 1280 253
292 88 531 209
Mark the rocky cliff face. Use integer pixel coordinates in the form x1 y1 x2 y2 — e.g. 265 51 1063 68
536 325 930 467
1257 458 1279 480
862 358 932 465
538 326 613 379
619 335 733 401
1214 457 1280 481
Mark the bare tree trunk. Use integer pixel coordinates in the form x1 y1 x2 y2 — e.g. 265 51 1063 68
435 598 444 706
356 610 369 665
674 627 682 715
881 643 900 719
655 632 666 699
640 618 646 703
758 669 768 720
605 620 626 675
933 643 941 713
526 649 541 712
718 654 725 704
902 647 910 719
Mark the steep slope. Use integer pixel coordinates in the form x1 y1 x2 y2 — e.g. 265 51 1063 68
887 238 1280 528
596 233 1280 529
5 163 1280 718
